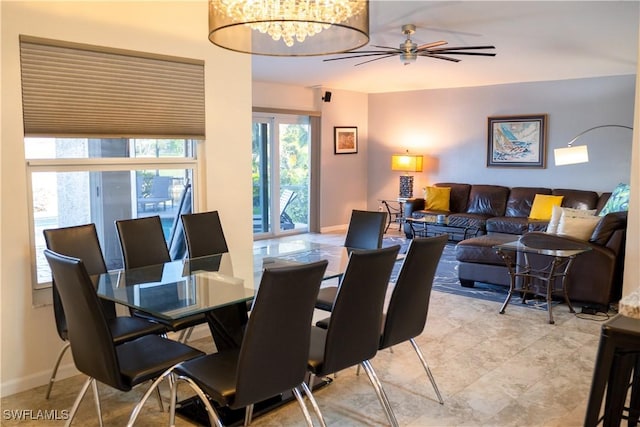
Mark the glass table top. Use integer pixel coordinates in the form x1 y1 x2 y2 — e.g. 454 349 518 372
96 253 254 320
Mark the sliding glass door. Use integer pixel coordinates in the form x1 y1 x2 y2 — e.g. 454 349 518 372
252 113 311 237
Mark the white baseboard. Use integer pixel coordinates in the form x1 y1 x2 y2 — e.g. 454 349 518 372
320 224 348 233
1 324 212 398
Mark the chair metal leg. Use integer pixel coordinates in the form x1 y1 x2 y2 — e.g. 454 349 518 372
292 386 314 427
45 341 71 399
182 327 194 343
301 380 327 427
244 404 254 426
410 338 444 404
127 367 175 427
91 378 104 427
172 375 224 427
154 386 164 412
65 376 92 427
361 360 399 427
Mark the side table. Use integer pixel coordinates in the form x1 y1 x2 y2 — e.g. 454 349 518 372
379 198 407 233
493 238 591 324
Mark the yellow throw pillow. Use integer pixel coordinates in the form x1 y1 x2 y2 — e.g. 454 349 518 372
424 186 451 211
528 194 564 220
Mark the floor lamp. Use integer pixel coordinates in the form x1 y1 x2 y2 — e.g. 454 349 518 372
391 151 423 198
554 124 633 166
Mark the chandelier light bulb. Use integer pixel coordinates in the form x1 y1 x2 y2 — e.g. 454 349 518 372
213 0 365 48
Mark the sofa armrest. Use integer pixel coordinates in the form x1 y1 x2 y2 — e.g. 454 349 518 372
590 211 627 246
403 198 425 219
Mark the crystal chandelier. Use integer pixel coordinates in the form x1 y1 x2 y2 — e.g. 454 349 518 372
209 0 369 56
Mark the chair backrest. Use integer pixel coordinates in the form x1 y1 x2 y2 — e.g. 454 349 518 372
344 210 387 251
279 189 297 216
181 211 229 258
43 223 115 339
43 249 127 391
322 245 400 374
115 216 171 269
380 235 447 350
149 175 173 199
233 260 328 408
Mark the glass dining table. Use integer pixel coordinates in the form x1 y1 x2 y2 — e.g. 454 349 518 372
95 253 255 351
94 248 347 425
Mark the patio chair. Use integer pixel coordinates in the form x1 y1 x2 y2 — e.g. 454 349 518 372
138 175 173 212
280 189 297 230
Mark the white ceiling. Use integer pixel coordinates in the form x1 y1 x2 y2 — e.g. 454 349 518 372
251 1 640 94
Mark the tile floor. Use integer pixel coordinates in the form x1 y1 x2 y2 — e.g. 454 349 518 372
1 230 610 426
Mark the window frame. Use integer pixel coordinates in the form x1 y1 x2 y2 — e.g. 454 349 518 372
27 154 199 307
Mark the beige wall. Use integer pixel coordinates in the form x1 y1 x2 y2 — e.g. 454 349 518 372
622 37 640 297
1 1 253 395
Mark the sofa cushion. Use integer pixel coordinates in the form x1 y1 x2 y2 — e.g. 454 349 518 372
424 186 451 211
529 194 564 220
434 183 471 213
505 187 552 217
466 185 509 217
596 192 612 214
485 216 531 235
455 233 516 266
447 213 490 231
552 188 599 210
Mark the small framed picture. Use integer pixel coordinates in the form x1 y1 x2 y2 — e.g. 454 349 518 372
334 126 358 154
487 114 547 168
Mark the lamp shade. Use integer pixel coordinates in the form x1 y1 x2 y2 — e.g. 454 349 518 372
208 0 369 56
554 145 589 166
391 153 423 172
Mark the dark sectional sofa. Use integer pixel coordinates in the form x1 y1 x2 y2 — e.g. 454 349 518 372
403 183 627 307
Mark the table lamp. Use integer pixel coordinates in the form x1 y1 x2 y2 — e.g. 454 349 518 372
391 151 423 198
554 124 632 166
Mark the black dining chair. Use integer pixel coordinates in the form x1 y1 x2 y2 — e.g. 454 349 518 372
377 235 447 404
315 209 388 311
307 245 401 427
181 210 229 258
43 249 204 426
169 260 329 427
42 224 166 400
115 216 207 342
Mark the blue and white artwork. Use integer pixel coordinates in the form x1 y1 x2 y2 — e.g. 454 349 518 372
487 115 546 168
492 121 540 162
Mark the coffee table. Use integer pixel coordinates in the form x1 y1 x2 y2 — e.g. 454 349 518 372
406 216 481 242
493 239 591 324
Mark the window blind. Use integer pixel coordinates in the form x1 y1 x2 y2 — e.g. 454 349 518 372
19 35 205 139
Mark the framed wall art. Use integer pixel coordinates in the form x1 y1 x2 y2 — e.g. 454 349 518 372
334 126 358 154
487 114 547 168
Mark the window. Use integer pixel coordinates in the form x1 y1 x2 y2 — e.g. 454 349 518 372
27 138 198 302
19 36 206 305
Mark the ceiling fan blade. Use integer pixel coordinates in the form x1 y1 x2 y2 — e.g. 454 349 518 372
416 40 448 50
372 45 403 51
431 51 497 57
323 52 399 62
417 53 461 63
428 45 496 52
353 54 399 66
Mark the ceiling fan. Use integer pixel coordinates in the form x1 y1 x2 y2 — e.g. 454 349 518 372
324 24 496 66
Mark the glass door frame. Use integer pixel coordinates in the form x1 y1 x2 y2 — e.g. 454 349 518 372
252 111 317 239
